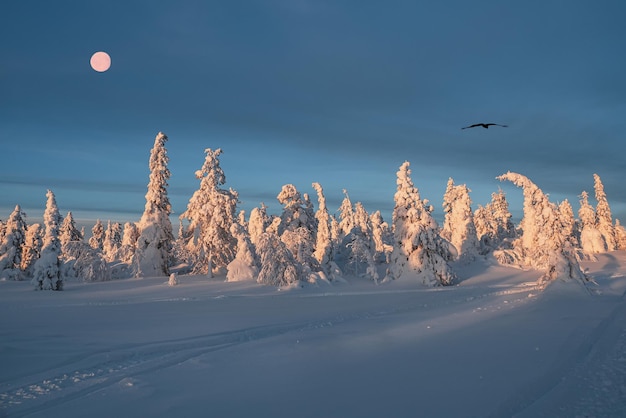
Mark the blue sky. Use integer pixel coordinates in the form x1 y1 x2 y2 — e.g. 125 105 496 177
2 0 626 229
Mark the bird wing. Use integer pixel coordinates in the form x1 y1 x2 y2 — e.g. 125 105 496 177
461 124 481 129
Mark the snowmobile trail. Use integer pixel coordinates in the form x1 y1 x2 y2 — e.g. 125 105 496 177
0 278 542 417
489 287 626 417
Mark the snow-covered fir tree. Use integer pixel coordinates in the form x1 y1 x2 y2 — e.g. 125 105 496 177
614 219 626 250
497 172 586 283
578 191 606 254
338 189 355 241
593 173 616 251
474 189 515 253
276 184 315 235
441 178 479 261
134 132 174 277
558 199 579 249
103 221 122 262
21 223 42 277
312 182 334 277
0 205 28 279
59 211 82 247
387 162 456 286
32 190 63 290
179 148 238 276
248 204 271 246
370 210 392 262
226 223 259 282
89 220 105 251
119 222 139 264
256 231 305 287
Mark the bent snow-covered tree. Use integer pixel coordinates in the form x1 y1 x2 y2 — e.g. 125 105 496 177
388 161 456 286
134 132 174 277
497 172 586 283
180 148 238 276
32 190 63 290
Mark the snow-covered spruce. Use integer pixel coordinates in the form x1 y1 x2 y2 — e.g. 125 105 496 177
387 161 456 286
0 205 27 279
179 148 238 277
256 231 305 287
497 172 587 283
31 190 63 290
226 223 259 282
442 178 480 261
134 132 174 278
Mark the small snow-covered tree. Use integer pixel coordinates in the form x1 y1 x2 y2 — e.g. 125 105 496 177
497 172 586 283
59 211 82 247
21 223 42 276
558 199 579 249
593 174 616 251
62 241 109 282
387 162 456 286
248 204 271 246
180 148 238 276
103 221 123 262
32 190 63 290
370 210 392 262
474 189 515 253
614 219 626 250
256 231 304 287
226 223 259 282
442 178 479 261
134 132 174 277
578 191 606 254
89 219 105 251
119 222 139 263
338 190 355 240
0 205 28 278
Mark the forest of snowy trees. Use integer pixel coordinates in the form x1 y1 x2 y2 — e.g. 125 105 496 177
2 132 626 290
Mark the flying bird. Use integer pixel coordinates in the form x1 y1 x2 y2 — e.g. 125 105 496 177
461 123 508 130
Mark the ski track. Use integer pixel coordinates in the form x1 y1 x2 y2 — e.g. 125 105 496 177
489 288 626 418
0 281 542 417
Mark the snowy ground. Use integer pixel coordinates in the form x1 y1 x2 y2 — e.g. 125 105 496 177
2 253 626 418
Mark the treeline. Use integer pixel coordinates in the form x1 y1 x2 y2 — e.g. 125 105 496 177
1 132 624 290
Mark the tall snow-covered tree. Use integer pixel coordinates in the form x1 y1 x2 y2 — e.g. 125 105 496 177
312 182 333 275
32 190 63 290
180 148 238 276
442 178 479 260
338 189 355 240
0 205 28 278
134 132 174 277
593 173 616 251
21 223 42 276
387 162 456 286
89 220 105 251
497 172 586 283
